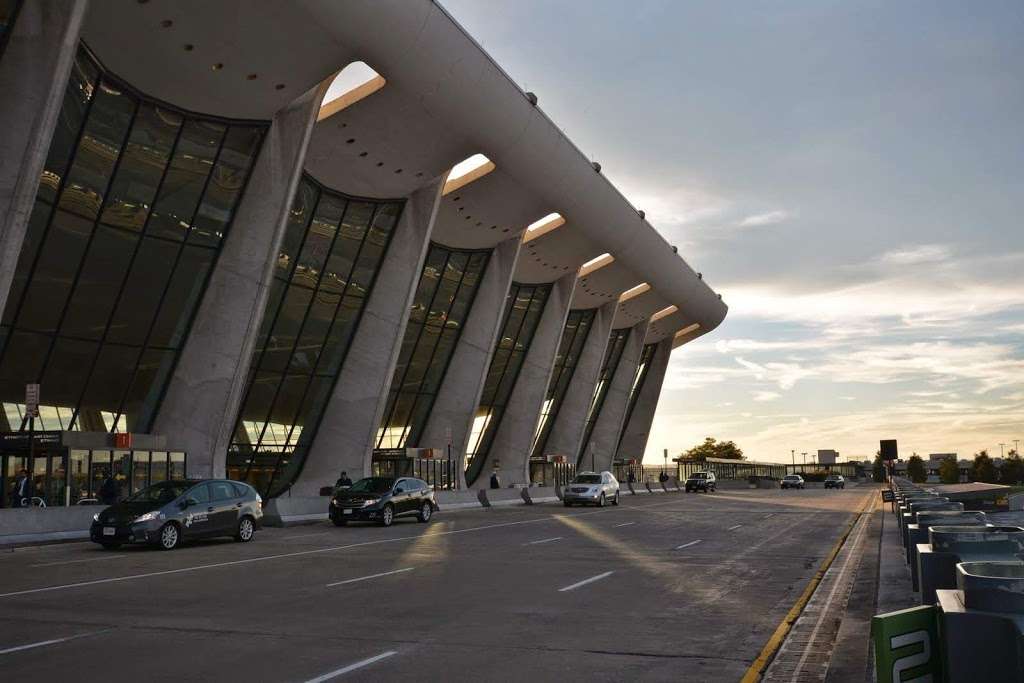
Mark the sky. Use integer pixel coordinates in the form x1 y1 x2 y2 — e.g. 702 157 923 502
440 0 1024 464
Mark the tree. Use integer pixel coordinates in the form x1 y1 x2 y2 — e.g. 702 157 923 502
907 454 927 483
938 456 960 484
872 451 885 483
680 437 744 461
1000 450 1023 485
971 450 998 484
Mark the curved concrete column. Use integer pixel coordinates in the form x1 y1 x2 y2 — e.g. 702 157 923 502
153 82 329 478
615 337 672 462
474 271 576 488
542 301 617 462
420 236 521 489
0 0 88 318
290 176 445 495
581 318 650 472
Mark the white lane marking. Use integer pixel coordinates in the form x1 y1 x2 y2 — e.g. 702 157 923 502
675 540 703 550
303 651 397 682
0 509 625 599
728 524 743 531
526 537 562 545
283 532 328 541
765 513 775 519
558 571 614 592
0 628 110 655
326 567 415 587
30 555 126 568
614 522 635 528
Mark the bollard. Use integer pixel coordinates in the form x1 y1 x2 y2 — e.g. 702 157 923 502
936 561 1024 682
918 525 1024 605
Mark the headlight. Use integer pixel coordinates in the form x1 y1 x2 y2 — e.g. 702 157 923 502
134 511 161 523
93 513 100 522
362 499 378 507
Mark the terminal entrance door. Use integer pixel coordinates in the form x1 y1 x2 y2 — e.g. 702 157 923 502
0 432 65 507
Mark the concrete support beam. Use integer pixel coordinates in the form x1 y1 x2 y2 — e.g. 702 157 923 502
542 301 616 463
581 319 650 472
420 236 520 489
153 82 328 478
0 0 88 318
615 337 672 462
475 271 576 488
290 176 444 495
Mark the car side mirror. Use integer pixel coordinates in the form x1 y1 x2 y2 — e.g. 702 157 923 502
180 497 198 509
394 487 404 494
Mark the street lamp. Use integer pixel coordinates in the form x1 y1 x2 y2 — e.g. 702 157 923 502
1000 443 1006 458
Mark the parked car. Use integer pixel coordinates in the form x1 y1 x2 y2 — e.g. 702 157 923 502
824 474 846 489
329 476 436 527
781 474 805 490
684 471 717 493
563 471 619 507
90 479 262 551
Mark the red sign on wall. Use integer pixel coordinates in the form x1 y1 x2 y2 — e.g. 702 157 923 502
114 432 133 449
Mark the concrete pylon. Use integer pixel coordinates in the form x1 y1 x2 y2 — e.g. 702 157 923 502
581 318 650 473
420 236 521 489
473 271 576 487
0 0 88 319
290 176 445 495
615 337 672 463
153 81 329 478
541 300 616 464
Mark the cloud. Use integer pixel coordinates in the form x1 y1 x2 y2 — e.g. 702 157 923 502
880 244 952 266
738 210 791 227
734 356 816 390
753 391 782 402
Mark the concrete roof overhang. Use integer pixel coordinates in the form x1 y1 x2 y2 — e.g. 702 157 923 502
81 0 727 343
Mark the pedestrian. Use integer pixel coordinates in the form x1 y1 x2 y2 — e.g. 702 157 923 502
11 469 31 507
627 469 636 484
98 472 120 506
335 471 353 488
659 471 669 484
489 471 501 489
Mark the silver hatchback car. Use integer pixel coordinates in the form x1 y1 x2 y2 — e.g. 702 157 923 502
563 471 620 507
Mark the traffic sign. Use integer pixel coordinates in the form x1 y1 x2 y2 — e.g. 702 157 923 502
25 383 39 418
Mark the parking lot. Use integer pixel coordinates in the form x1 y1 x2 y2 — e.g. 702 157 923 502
0 486 874 682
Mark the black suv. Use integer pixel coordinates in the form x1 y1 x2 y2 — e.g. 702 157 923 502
329 477 436 527
90 479 263 551
824 474 845 489
685 472 717 493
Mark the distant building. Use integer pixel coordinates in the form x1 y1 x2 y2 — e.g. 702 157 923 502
817 449 838 465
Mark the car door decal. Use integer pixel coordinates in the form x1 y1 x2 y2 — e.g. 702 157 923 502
184 511 208 527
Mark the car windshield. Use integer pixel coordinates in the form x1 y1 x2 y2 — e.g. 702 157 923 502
690 473 707 479
125 481 192 504
349 477 395 494
826 475 840 480
573 475 601 484
784 476 800 481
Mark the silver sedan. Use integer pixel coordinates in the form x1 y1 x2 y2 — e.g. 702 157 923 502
563 471 620 507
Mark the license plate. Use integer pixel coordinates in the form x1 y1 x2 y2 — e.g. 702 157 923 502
103 527 116 536
342 509 353 515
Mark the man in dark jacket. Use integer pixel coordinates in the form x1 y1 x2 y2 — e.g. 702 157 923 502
489 471 501 489
627 470 637 484
335 471 353 488
11 469 31 507
99 474 120 505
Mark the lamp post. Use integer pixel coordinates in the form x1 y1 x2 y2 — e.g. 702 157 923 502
1000 443 1006 458
1015 439 1020 457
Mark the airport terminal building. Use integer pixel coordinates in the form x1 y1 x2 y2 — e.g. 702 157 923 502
0 0 726 504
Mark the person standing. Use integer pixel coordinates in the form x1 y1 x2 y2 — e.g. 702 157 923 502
335 471 353 488
489 471 501 489
99 472 120 506
11 469 31 507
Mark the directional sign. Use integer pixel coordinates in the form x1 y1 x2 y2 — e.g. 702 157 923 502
24 383 40 418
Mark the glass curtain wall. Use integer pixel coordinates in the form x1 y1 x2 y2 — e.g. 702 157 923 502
0 45 266 434
0 0 22 59
577 328 630 467
226 174 403 498
376 244 490 450
464 282 550 484
615 342 657 455
530 308 595 459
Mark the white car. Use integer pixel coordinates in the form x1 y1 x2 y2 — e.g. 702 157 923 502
563 471 620 507
781 474 805 490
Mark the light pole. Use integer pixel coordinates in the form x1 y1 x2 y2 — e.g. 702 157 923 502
1014 439 1020 457
801 452 807 468
1000 443 1006 458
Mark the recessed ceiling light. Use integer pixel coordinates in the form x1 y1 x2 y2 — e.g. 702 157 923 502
246 73 258 81
160 19 173 28
212 63 224 71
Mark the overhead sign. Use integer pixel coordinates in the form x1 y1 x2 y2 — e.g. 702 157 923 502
25 383 40 418
880 440 898 461
881 490 895 503
871 605 942 683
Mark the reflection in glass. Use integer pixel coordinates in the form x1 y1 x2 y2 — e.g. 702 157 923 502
615 343 657 455
226 174 403 498
577 328 630 466
376 244 490 450
0 45 266 435
530 309 595 460
464 283 550 485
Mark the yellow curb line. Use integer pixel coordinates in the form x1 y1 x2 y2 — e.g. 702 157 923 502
739 489 877 683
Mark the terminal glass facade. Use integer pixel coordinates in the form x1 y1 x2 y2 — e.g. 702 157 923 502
577 328 629 466
0 45 266 434
226 175 403 497
615 342 657 455
530 308 594 460
464 282 550 484
376 244 490 450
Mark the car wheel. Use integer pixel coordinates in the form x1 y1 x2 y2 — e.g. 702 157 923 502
379 503 395 527
598 493 606 508
612 493 619 506
332 517 348 526
158 522 180 551
235 516 255 542
417 502 433 523
100 542 121 551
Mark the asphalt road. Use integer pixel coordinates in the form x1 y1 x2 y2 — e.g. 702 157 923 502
0 486 874 683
